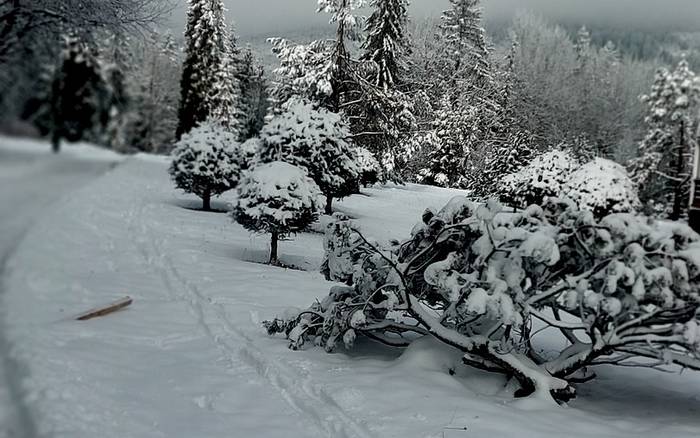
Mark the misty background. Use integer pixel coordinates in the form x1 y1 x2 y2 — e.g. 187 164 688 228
168 0 700 37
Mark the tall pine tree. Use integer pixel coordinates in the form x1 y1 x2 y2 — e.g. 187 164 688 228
361 0 410 90
235 45 268 140
177 0 240 138
630 59 700 219
439 0 490 85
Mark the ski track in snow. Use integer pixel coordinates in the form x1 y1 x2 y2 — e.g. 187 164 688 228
128 202 374 438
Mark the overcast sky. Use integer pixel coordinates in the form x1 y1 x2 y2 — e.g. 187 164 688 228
169 0 700 36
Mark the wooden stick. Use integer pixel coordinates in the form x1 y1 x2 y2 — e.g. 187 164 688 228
75 296 133 321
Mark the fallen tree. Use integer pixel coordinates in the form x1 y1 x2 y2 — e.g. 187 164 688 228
265 196 700 403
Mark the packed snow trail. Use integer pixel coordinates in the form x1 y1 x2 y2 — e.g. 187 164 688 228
0 138 120 438
129 203 373 438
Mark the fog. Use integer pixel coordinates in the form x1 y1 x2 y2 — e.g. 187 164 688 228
167 0 700 36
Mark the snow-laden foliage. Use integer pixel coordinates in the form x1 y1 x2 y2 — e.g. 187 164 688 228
361 0 410 90
122 32 181 153
500 152 640 217
629 58 700 219
269 38 335 106
39 34 110 152
266 196 700 402
233 46 269 140
317 0 367 28
169 121 240 210
238 137 261 171
440 0 490 83
563 158 640 217
420 94 497 187
177 0 241 138
232 161 321 264
499 150 578 208
258 98 360 213
355 146 382 186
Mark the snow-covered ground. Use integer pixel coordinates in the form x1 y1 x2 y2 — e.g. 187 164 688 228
1 136 700 437
0 137 121 438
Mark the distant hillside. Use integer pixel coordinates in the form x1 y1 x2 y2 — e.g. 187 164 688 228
239 20 700 78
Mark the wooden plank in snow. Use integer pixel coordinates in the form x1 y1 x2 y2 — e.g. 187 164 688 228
75 296 133 321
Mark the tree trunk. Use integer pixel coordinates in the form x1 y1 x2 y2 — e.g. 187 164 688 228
51 130 61 153
325 196 333 215
672 121 686 221
269 231 279 265
202 189 211 211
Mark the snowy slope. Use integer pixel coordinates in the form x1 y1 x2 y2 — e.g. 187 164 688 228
2 144 700 437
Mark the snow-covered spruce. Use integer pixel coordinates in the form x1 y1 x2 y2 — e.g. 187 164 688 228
562 158 640 217
177 0 242 138
266 196 700 403
257 98 360 214
628 58 700 220
440 0 490 83
169 122 241 211
232 161 321 265
361 0 410 90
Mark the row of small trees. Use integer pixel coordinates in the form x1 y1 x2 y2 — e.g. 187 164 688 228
169 97 381 264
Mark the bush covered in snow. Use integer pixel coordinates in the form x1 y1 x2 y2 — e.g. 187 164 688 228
498 150 578 209
258 98 360 214
355 147 382 187
266 196 700 402
232 161 321 265
169 122 241 211
500 151 639 218
562 158 641 217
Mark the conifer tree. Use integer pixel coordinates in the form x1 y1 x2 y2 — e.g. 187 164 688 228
169 121 241 211
100 32 132 151
439 0 490 84
49 34 108 153
361 0 410 90
235 45 268 140
630 59 700 219
257 98 360 214
474 35 535 196
125 32 181 153
233 162 321 265
177 0 240 138
317 0 367 111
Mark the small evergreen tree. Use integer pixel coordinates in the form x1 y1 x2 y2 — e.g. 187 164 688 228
49 34 108 153
629 59 700 219
169 121 241 211
257 98 360 214
233 161 321 265
177 0 240 138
